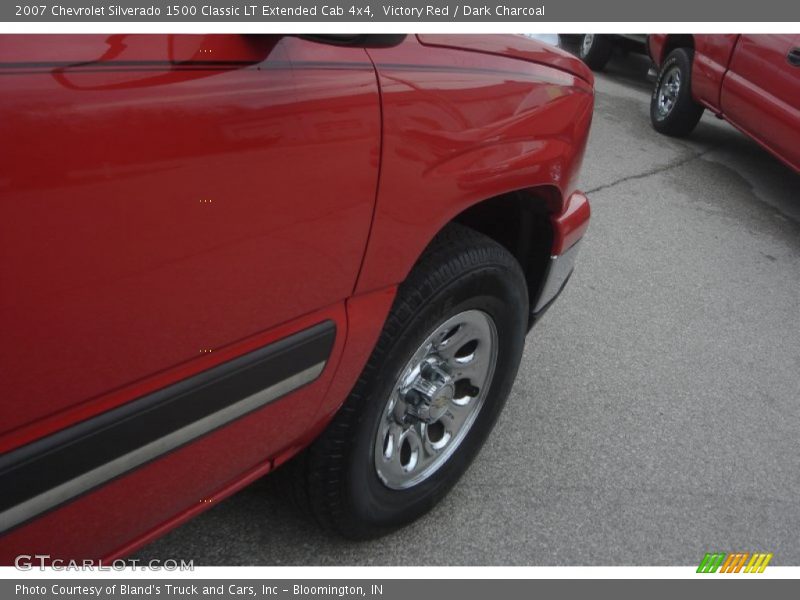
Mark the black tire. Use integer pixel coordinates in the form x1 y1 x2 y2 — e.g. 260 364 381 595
290 224 529 539
579 34 614 71
650 48 704 137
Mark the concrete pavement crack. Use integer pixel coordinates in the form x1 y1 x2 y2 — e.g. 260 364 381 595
585 148 711 195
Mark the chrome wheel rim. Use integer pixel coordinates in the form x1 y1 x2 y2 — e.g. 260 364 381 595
374 309 498 490
581 34 594 57
656 66 682 118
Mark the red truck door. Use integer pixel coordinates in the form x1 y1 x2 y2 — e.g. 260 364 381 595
0 35 381 450
720 34 800 171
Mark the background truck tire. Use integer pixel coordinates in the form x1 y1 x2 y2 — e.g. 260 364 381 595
289 223 529 539
579 34 614 71
650 48 705 137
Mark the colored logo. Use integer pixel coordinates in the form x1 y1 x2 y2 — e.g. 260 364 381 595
697 552 773 573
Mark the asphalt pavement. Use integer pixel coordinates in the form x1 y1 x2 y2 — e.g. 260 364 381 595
135 47 800 566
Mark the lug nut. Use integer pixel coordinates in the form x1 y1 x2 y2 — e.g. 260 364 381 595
405 389 425 406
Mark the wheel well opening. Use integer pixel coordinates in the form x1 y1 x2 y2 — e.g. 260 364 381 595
664 34 694 58
453 190 554 310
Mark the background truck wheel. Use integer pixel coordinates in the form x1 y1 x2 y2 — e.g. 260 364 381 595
650 48 704 137
290 223 529 539
579 34 614 71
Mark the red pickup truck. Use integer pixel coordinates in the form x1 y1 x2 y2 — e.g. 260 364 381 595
0 34 593 561
649 34 800 172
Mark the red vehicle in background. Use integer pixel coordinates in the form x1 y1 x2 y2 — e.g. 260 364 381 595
0 34 593 561
649 34 800 172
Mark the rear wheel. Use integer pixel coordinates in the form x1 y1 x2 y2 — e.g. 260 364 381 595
650 48 704 137
290 224 529 539
579 34 614 71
